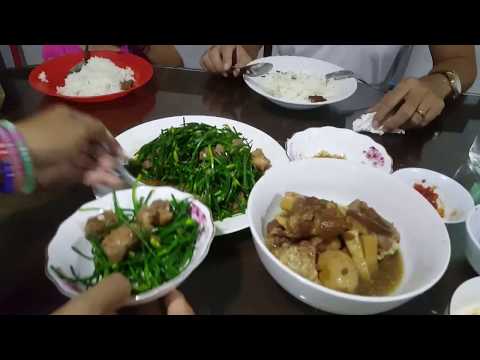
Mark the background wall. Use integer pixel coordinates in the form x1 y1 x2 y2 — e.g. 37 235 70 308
2 45 479 95
0 45 14 68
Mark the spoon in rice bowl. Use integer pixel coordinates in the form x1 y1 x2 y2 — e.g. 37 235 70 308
69 45 91 74
231 48 273 77
233 62 273 77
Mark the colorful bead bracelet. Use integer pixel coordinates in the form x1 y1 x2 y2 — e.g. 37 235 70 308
0 120 36 194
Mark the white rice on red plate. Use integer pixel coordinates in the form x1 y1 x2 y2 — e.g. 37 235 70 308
57 57 134 97
38 71 49 83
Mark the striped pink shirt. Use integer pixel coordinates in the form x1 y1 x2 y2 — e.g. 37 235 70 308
42 45 129 61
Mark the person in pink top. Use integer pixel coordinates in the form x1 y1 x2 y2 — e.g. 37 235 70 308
42 45 129 61
42 45 183 66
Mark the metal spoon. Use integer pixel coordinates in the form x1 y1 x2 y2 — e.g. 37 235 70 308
234 62 273 77
116 160 137 187
91 161 136 197
69 45 91 74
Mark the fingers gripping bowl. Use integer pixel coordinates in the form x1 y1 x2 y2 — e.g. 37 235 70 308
46 186 215 306
247 159 451 314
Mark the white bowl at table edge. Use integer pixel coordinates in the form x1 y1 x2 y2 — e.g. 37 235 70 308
449 276 480 315
465 205 480 275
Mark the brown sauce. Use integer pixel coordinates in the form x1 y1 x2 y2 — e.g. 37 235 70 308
356 252 403 296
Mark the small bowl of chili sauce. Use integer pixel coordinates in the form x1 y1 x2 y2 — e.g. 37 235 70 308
393 168 474 224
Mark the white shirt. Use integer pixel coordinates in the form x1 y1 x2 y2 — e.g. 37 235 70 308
273 45 412 84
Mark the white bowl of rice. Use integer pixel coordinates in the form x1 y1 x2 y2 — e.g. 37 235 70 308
244 56 357 110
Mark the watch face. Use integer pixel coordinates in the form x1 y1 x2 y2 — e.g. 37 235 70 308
454 77 462 94
447 71 462 95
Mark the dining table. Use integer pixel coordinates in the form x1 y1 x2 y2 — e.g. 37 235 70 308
0 65 479 315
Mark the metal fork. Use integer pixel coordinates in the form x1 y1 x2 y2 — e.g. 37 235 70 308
325 70 388 93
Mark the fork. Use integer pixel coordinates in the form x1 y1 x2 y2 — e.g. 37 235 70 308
325 70 389 93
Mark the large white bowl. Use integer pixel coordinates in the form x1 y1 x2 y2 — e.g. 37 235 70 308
244 56 357 110
465 205 480 274
95 115 289 236
46 186 215 306
247 159 451 314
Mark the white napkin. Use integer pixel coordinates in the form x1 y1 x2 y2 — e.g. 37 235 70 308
352 112 405 135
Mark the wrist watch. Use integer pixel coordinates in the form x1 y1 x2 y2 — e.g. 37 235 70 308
431 70 462 100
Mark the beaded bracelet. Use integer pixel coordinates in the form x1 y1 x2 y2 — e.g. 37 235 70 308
0 126 24 192
0 141 9 161
0 127 17 193
0 120 36 194
0 160 14 193
0 141 8 192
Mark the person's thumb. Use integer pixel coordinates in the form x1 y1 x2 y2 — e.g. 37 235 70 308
164 289 195 315
52 273 131 315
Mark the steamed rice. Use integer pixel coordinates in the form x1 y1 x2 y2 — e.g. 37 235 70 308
256 70 337 102
38 71 48 83
57 57 134 97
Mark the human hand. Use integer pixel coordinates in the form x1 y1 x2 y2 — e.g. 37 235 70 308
52 273 131 315
52 273 194 315
16 104 124 189
201 45 252 78
370 77 448 131
87 45 121 52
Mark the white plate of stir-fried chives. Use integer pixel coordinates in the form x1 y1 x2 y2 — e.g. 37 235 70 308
110 115 289 236
46 186 215 306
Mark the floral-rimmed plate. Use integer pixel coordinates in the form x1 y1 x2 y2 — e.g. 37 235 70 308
286 127 393 173
46 186 215 306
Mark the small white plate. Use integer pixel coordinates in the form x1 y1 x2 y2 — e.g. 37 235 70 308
286 127 393 173
95 115 289 236
465 205 480 274
46 186 215 306
450 276 480 315
243 56 357 110
393 168 474 224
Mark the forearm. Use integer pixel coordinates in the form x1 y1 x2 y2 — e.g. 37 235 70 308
145 45 184 67
242 45 262 59
432 57 476 91
422 45 477 98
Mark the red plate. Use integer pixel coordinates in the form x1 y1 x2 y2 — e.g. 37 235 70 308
28 51 153 103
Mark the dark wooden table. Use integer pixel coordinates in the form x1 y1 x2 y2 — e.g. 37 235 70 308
1 66 479 314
